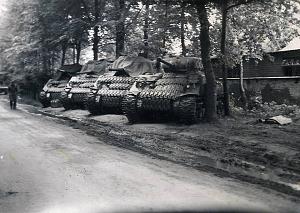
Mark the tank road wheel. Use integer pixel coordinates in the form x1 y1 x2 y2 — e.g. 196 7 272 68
122 94 139 124
174 96 202 124
86 94 101 115
60 91 72 110
39 92 51 108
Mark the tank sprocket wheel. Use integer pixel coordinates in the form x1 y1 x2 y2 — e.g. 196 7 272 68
60 92 73 110
122 94 139 124
174 96 202 124
39 92 51 108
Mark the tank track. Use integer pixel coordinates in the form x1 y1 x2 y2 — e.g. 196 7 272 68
50 99 62 108
70 79 97 84
154 85 184 93
86 93 101 115
155 77 187 86
108 83 132 90
138 90 174 111
71 93 88 105
96 76 135 84
60 91 73 110
39 92 51 108
174 96 203 124
122 94 139 124
97 90 127 114
49 80 68 85
79 82 95 88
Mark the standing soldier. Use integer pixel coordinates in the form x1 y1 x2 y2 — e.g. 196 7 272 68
8 82 18 110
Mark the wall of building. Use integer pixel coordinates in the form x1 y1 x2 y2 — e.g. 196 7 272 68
227 77 300 105
243 57 284 77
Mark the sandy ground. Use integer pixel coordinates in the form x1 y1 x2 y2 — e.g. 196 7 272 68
0 97 299 213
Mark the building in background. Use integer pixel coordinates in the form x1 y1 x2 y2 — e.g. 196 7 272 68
225 37 300 105
243 37 300 77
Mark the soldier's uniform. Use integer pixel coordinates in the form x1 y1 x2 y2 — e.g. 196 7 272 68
8 83 18 110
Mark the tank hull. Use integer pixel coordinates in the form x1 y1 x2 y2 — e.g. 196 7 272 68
39 81 68 108
60 78 97 110
86 56 156 115
123 57 224 124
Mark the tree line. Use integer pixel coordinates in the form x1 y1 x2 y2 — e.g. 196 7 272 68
0 0 298 120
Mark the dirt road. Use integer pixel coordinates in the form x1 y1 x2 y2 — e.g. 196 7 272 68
36 103 300 198
0 100 299 213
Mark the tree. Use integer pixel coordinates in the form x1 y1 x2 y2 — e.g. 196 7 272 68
180 1 187 56
115 0 126 57
219 0 260 115
221 0 299 112
186 0 299 121
143 0 150 58
195 1 218 121
93 0 100 60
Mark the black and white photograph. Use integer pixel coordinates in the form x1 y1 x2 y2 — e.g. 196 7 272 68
0 0 299 212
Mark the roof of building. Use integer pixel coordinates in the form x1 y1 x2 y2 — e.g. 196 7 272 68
278 37 300 52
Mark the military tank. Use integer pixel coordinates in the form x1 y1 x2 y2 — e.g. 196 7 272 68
39 64 82 107
86 56 157 115
123 57 224 124
60 59 110 110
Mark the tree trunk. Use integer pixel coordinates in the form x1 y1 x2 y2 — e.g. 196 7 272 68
162 0 168 49
38 8 50 75
93 0 99 60
220 0 230 116
240 55 247 110
61 42 67 66
180 1 187 56
72 44 76 64
143 0 150 58
41 45 48 74
115 0 125 58
40 28 48 74
196 3 217 121
76 40 81 64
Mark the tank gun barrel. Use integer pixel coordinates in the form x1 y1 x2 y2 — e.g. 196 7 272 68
157 58 175 70
109 68 126 72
